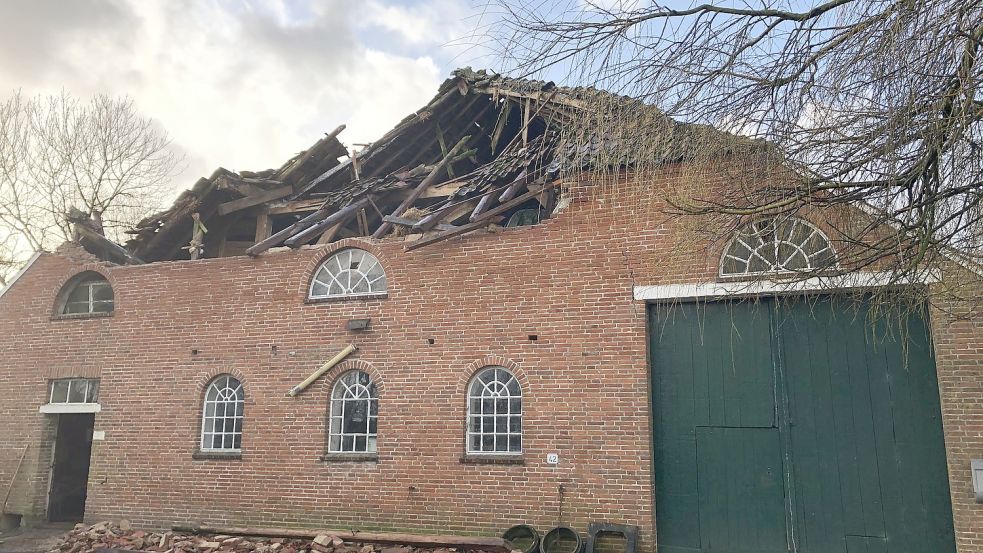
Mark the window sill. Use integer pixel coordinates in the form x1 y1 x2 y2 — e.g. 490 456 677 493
319 452 379 463
193 449 242 460
51 311 114 321
460 454 524 465
306 293 388 305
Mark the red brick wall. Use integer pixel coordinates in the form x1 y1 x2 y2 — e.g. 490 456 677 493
0 176 980 552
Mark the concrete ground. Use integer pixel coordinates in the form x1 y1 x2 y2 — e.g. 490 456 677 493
0 523 73 553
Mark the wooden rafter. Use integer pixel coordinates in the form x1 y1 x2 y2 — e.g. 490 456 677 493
405 184 556 251
371 135 471 239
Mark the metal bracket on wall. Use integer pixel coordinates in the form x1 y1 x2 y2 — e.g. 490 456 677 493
585 523 639 553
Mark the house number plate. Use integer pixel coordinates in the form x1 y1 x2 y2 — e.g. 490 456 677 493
546 453 559 465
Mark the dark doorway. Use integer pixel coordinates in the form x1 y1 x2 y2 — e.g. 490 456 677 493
47 414 94 522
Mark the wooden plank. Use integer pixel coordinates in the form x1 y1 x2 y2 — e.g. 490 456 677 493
498 170 527 203
413 199 477 232
405 184 554 251
171 525 513 553
383 215 457 232
245 207 331 256
371 135 470 239
254 211 272 243
283 198 370 247
268 198 324 215
279 124 346 185
217 186 294 216
420 181 466 199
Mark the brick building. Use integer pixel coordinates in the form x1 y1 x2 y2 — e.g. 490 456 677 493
1 70 981 553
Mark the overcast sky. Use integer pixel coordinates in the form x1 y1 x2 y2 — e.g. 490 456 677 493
0 0 486 197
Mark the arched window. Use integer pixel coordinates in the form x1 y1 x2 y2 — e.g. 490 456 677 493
721 218 836 276
467 367 522 454
310 248 387 299
59 273 114 315
329 370 378 453
200 375 244 451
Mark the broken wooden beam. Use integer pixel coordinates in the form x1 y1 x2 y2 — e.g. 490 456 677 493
383 215 457 232
245 206 331 256
171 525 513 553
217 186 293 216
283 198 370 247
498 170 528 203
371 135 471 239
413 199 478 232
74 224 144 265
406 184 556 251
279 124 346 185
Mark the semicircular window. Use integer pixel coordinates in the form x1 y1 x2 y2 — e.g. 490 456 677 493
60 274 114 315
310 248 387 299
721 218 836 276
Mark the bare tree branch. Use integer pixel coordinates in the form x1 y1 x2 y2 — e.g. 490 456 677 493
484 0 983 304
0 91 181 280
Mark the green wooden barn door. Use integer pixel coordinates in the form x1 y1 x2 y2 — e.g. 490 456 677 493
775 297 955 553
651 301 790 553
649 297 956 553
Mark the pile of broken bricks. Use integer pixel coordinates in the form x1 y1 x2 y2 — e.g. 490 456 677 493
48 521 513 553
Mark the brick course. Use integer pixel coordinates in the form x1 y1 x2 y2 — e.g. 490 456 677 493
0 176 980 552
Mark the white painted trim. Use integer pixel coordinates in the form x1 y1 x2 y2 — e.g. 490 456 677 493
39 403 101 414
0 251 43 301
633 270 941 301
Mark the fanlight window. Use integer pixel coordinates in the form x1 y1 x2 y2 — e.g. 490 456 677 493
467 367 522 454
62 276 113 315
721 218 836 276
329 370 379 453
310 248 387 299
200 375 244 451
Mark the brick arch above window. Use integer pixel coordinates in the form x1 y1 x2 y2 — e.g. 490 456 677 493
313 358 385 398
302 239 394 302
194 367 249 395
458 355 528 394
52 267 116 318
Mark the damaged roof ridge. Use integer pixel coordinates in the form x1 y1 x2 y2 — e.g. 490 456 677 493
105 67 757 264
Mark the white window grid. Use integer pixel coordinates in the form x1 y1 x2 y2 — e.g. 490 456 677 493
200 375 244 451
467 367 522 454
49 378 99 404
720 218 837 276
310 249 387 299
63 279 114 315
328 370 378 453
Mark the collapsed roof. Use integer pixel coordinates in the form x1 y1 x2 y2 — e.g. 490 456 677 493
98 68 754 264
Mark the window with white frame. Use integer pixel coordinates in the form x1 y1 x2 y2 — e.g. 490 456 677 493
467 367 522 454
200 375 244 451
721 218 836 276
309 248 387 299
328 370 378 453
49 378 99 404
61 276 114 315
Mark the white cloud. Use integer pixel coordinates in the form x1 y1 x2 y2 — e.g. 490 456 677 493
0 0 470 197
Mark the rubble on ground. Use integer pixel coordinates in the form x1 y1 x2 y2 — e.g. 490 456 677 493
49 522 507 553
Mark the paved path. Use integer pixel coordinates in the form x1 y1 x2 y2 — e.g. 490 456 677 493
0 523 73 553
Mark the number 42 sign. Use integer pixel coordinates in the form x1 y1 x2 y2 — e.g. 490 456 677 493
546 453 559 465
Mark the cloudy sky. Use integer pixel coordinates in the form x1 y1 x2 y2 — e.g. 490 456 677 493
0 0 488 197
